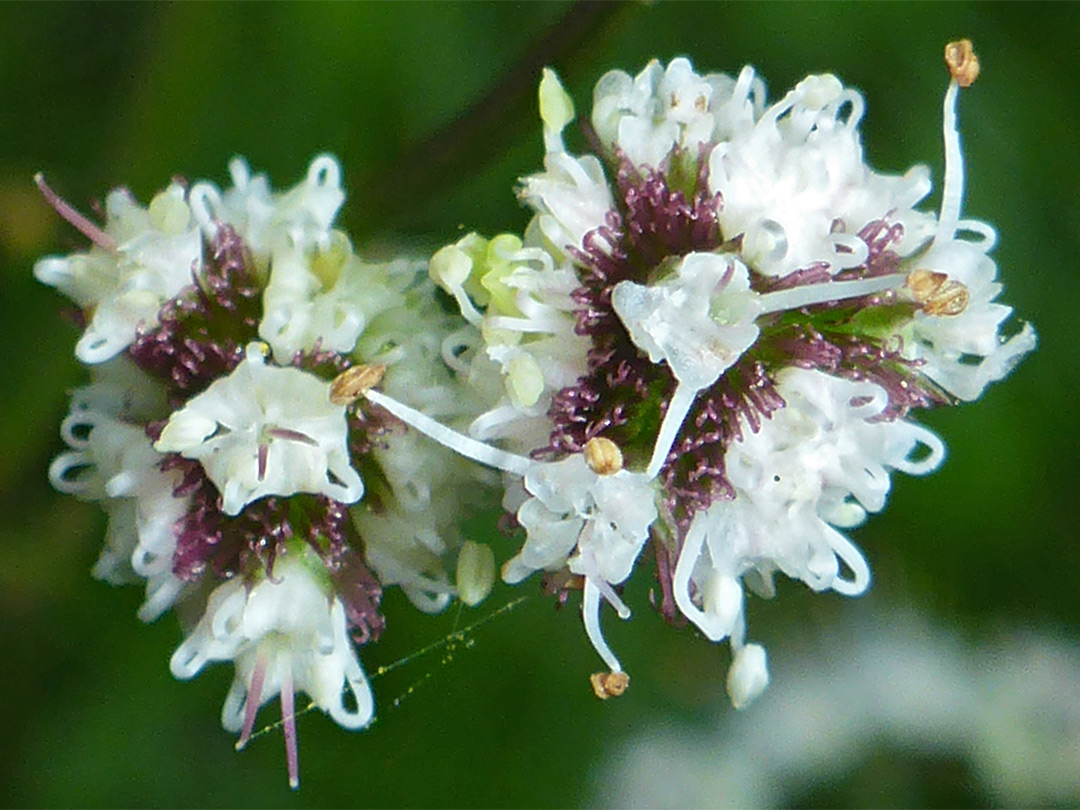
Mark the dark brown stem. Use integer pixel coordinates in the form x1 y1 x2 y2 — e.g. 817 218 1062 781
349 1 630 234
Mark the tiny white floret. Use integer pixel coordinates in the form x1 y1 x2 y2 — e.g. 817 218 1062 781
155 342 363 514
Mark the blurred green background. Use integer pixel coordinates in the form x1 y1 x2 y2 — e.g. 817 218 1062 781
2 2 1078 807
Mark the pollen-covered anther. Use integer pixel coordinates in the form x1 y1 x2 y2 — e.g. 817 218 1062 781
945 39 980 87
907 269 970 316
590 670 630 700
330 364 386 405
584 437 623 476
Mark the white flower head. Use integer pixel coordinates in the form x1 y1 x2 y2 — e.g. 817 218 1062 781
33 178 203 363
155 342 363 515
170 555 373 789
612 252 762 391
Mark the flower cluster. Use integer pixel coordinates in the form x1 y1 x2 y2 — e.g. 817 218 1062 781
37 156 487 788
418 41 1033 704
35 40 1034 787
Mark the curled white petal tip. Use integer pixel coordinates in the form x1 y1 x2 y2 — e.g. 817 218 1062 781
727 643 770 710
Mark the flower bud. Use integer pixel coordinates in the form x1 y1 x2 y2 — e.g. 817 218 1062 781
456 540 496 607
727 643 769 710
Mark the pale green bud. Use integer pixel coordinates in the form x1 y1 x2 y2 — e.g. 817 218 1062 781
456 540 496 607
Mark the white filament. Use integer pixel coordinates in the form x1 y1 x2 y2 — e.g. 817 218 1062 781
757 273 907 315
365 389 531 477
937 80 964 242
583 577 623 673
647 382 698 480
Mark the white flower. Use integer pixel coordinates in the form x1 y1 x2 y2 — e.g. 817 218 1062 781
155 342 363 515
503 452 657 588
673 368 945 703
362 387 660 673
337 256 499 614
906 238 1037 401
47 359 187 620
170 555 373 789
611 249 908 479
707 71 936 276
898 77 1036 401
518 152 613 262
503 444 660 674
187 155 374 363
33 181 203 363
353 507 455 614
611 252 762 392
258 233 409 363
591 57 755 170
189 154 345 260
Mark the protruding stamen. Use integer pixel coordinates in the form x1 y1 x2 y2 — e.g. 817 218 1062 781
34 173 118 253
235 653 267 751
937 42 973 242
364 389 532 476
757 273 908 315
590 670 629 700
281 668 300 791
584 437 623 476
945 39 980 87
582 577 622 673
330 364 386 405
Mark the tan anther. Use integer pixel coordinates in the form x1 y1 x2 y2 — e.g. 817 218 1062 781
945 39 980 88
590 671 630 700
330 364 386 405
907 269 948 300
907 269 969 317
584 436 623 475
924 281 970 316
